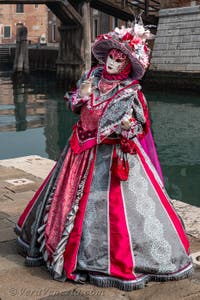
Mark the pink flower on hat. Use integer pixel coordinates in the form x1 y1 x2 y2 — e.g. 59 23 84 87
92 20 155 80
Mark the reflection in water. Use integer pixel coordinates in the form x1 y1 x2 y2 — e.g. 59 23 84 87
0 69 199 207
44 96 78 160
13 85 28 131
0 70 78 160
145 88 200 207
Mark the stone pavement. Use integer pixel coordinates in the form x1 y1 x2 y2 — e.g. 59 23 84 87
0 156 200 300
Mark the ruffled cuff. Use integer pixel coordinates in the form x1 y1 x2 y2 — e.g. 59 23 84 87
64 90 90 112
120 119 143 139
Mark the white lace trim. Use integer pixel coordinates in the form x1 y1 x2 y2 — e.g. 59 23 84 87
128 155 176 272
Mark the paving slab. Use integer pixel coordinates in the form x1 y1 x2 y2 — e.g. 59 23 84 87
4 180 36 194
0 166 27 180
0 155 55 180
171 199 200 240
0 166 42 194
0 212 10 219
0 191 35 217
6 215 20 225
0 218 14 230
0 226 16 242
0 182 15 203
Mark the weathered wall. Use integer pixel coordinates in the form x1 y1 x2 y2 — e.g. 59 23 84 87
150 5 200 73
0 4 48 44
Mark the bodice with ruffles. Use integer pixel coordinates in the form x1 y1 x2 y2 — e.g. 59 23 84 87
80 101 104 132
67 66 148 154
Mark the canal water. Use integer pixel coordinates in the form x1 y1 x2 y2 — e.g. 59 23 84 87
0 69 199 207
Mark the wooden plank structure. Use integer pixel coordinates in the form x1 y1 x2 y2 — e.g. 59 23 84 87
0 0 160 81
89 0 160 23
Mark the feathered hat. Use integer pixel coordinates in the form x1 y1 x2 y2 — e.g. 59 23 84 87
92 18 155 80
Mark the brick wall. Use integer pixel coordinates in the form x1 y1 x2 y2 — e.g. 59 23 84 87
150 5 200 72
0 4 48 44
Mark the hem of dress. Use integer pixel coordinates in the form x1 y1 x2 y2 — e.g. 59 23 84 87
14 224 22 235
150 263 193 282
15 229 193 290
89 274 149 291
89 263 193 291
15 234 44 267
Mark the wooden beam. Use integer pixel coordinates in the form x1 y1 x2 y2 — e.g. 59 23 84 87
82 2 91 70
62 0 82 25
47 2 82 25
90 0 135 21
145 0 149 16
90 0 159 22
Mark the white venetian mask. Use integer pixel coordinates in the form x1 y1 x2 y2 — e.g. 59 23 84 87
106 49 129 74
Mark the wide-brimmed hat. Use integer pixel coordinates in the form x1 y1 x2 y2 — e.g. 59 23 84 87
92 22 154 80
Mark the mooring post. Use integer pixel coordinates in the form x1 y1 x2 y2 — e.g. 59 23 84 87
13 24 29 77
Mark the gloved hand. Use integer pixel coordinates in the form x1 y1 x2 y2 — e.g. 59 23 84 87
79 77 94 97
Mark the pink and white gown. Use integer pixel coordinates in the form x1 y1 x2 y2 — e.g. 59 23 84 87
15 67 193 291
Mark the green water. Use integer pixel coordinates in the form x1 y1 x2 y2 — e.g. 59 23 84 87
0 69 199 207
145 88 200 207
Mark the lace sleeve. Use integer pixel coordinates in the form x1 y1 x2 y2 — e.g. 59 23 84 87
112 89 149 140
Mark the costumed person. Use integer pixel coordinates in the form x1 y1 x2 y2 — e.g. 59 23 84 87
15 20 193 291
